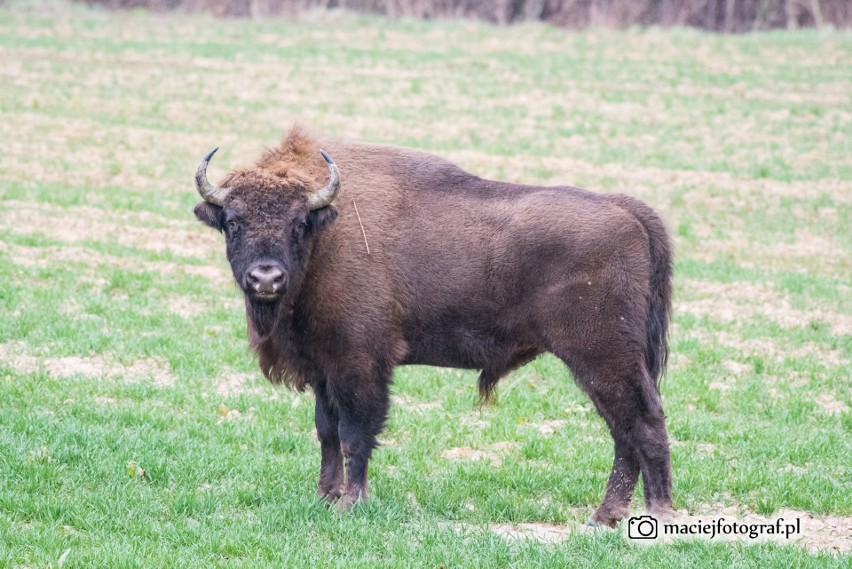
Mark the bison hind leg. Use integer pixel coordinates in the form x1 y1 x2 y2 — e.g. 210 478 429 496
555 351 672 526
477 348 540 405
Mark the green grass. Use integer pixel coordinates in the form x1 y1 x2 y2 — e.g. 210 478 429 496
0 1 850 566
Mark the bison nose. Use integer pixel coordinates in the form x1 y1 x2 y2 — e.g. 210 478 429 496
247 264 286 295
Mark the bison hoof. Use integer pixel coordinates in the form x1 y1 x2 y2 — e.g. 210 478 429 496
647 505 679 521
590 505 628 528
586 502 630 528
585 518 612 530
335 491 366 512
317 486 343 503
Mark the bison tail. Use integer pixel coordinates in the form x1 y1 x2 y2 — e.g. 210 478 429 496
613 195 673 392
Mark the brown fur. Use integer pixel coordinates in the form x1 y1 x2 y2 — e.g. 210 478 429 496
194 125 675 523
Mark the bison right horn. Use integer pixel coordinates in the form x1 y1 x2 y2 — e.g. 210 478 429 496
195 146 231 206
306 150 341 210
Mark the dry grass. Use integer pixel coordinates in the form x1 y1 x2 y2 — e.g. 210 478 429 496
0 342 174 387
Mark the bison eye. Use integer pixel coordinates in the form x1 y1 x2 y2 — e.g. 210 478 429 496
292 221 307 239
226 220 239 235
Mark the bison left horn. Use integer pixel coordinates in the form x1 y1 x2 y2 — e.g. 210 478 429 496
195 146 231 206
306 150 341 210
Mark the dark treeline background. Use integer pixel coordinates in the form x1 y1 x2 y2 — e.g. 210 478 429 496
81 0 851 31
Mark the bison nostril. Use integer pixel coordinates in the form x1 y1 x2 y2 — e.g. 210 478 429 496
247 264 285 295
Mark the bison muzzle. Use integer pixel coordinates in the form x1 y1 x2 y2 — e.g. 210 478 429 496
192 125 675 526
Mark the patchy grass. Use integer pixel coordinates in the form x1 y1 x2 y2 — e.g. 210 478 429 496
0 1 850 566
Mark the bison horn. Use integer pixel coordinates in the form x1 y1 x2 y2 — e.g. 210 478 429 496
306 150 341 210
195 146 231 206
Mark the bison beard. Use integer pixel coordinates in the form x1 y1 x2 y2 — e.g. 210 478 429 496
193 125 675 525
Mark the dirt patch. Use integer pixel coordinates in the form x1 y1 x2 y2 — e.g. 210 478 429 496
446 506 851 554
722 360 751 377
489 522 582 544
706 359 753 390
0 201 220 261
442 441 518 466
687 232 849 278
537 419 567 436
459 414 491 429
785 343 848 368
440 510 595 544
214 369 267 398
167 295 204 319
656 506 852 555
0 342 174 387
0 241 233 290
763 232 846 269
442 447 501 466
678 280 852 337
812 393 849 415
60 298 87 318
682 329 848 370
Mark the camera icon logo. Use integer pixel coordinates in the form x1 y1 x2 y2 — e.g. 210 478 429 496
627 515 658 539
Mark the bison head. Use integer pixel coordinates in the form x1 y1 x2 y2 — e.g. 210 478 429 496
192 147 340 305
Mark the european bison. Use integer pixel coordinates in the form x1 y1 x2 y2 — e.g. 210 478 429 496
192 125 674 526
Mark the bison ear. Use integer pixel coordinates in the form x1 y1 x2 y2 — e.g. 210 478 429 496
307 205 338 235
194 201 224 232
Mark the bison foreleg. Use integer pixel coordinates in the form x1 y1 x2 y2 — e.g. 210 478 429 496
314 384 344 501
333 378 390 511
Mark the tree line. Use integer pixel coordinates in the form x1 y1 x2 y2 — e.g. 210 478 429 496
80 0 851 31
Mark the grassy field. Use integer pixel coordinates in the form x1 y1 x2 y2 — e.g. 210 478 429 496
0 1 850 566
